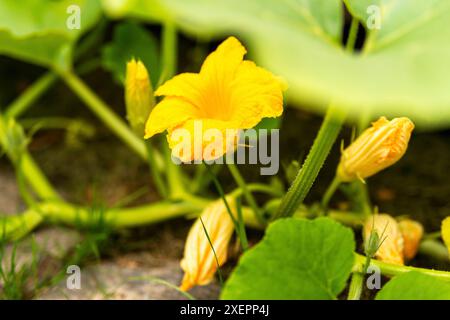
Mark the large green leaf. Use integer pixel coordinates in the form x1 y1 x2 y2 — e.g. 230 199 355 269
0 0 102 70
220 217 355 299
102 0 450 129
376 271 450 300
101 22 160 85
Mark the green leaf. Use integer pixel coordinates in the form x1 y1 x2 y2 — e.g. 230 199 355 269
101 21 160 85
376 271 450 300
0 0 102 70
220 217 355 299
103 0 450 129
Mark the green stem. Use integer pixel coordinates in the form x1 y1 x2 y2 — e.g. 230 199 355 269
192 164 222 194
347 272 364 300
419 239 449 262
236 197 249 251
160 22 178 85
321 175 341 212
60 71 147 160
4 57 101 120
345 18 359 52
354 253 450 282
14 158 36 207
162 143 187 198
204 162 248 250
4 72 57 119
227 163 265 225
38 201 201 229
273 105 346 219
0 115 60 201
0 209 43 241
145 141 168 198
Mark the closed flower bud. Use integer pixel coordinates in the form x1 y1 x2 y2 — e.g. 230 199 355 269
363 214 404 265
125 59 155 136
441 217 450 256
180 198 236 291
398 219 423 260
337 117 414 182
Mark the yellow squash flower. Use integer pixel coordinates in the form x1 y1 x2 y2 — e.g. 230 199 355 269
442 217 450 256
125 59 154 136
337 117 414 182
180 198 236 291
144 36 285 162
398 219 423 260
363 214 404 265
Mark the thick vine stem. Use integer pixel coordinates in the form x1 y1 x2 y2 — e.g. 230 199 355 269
0 198 265 241
273 105 346 219
353 254 450 282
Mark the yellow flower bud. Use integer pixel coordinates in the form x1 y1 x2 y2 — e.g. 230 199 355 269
441 217 450 256
337 117 414 182
398 219 423 260
363 214 404 265
180 198 236 291
125 59 154 136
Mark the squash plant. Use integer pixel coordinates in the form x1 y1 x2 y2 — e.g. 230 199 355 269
0 0 449 300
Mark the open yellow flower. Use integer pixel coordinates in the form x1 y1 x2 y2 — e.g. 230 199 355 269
180 198 236 291
337 117 414 182
144 36 285 162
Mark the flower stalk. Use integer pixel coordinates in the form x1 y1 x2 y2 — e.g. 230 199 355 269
273 104 346 219
227 163 265 225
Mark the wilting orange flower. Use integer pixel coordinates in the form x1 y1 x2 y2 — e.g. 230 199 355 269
337 117 414 182
398 219 423 260
125 59 154 136
144 36 285 161
363 214 404 265
442 217 450 256
180 198 236 291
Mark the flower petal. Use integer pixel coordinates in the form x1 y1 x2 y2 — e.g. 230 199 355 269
144 97 200 139
154 72 204 108
200 36 247 81
229 61 285 129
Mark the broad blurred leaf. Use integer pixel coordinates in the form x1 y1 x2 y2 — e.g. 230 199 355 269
220 217 355 299
0 0 102 70
101 22 159 85
376 272 450 300
102 0 450 129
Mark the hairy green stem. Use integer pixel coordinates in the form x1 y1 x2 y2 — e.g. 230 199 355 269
273 105 346 219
